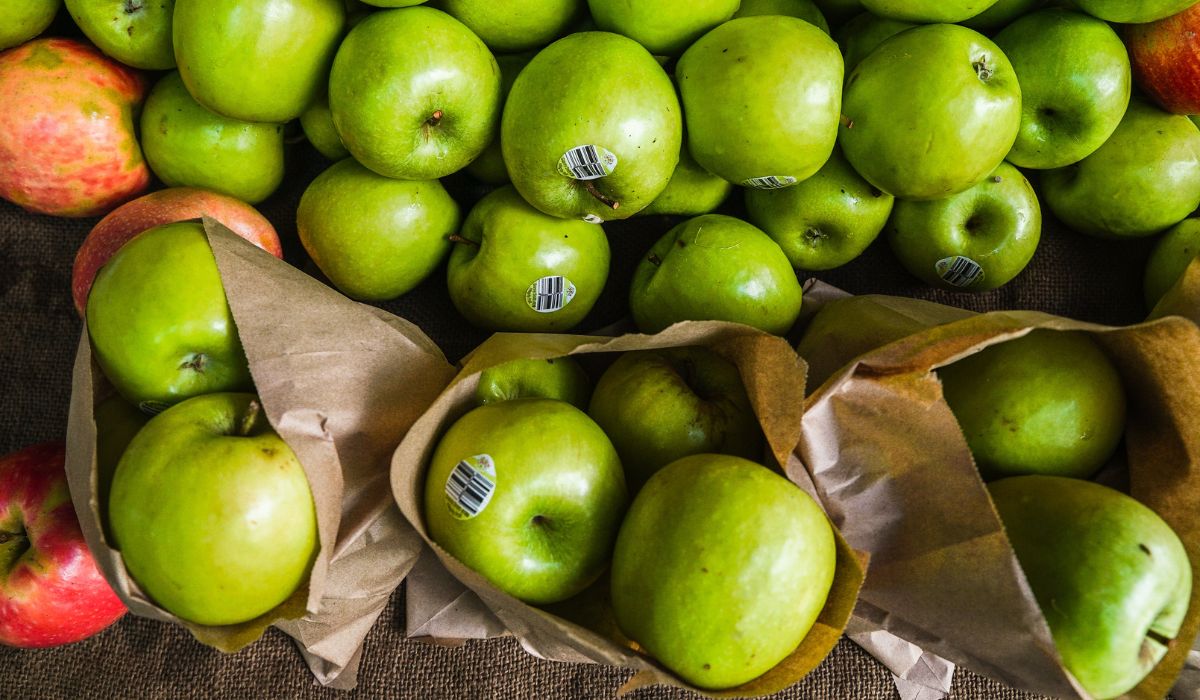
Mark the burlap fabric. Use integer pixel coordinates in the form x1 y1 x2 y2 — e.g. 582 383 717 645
0 135 1158 698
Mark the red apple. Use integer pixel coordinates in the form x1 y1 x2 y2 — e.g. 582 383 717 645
0 38 150 217
0 443 126 648
71 187 283 316
1127 4 1200 114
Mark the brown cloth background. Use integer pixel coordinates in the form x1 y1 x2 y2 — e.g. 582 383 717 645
0 129 1158 698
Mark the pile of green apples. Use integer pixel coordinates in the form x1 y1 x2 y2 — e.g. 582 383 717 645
86 221 319 628
424 349 838 690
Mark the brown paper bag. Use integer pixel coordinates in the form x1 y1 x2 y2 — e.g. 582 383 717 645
797 299 1200 699
391 322 867 697
63 220 457 688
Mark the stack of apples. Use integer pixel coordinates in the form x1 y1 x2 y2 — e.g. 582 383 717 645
424 350 838 690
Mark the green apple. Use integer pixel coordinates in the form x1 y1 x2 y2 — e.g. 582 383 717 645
0 0 59 50
362 0 425 4
745 146 894 271
329 7 501 180
87 222 251 410
859 0 1000 22
1144 218 1200 310
464 52 531 185
677 16 843 189
630 214 803 335
140 72 285 205
588 347 763 488
812 0 863 26
424 398 627 604
888 162 1041 292
989 476 1191 700
587 0 739 55
1072 0 1197 23
611 454 837 689
65 0 175 69
437 0 583 52
110 393 318 626
840 24 1022 200
475 357 592 408
297 158 460 301
300 92 349 161
503 32 681 221
174 0 345 123
639 144 733 217
94 394 148 537
1041 99 1200 238
835 12 914 73
733 0 830 33
447 186 610 332
993 10 1130 170
939 330 1126 481
961 0 1046 31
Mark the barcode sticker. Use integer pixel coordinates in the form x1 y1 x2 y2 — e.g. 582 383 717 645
138 400 172 416
741 175 798 190
936 256 985 288
557 145 617 180
445 454 497 520
526 275 577 313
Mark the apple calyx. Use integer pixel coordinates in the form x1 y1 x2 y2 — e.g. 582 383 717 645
647 253 663 267
973 56 995 83
426 110 444 128
179 353 209 374
0 526 29 575
583 180 620 210
123 0 144 14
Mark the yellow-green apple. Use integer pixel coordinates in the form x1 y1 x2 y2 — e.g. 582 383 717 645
424 399 627 604
962 0 1045 30
503 32 681 221
0 39 149 217
447 186 610 332
746 146 894 271
835 13 914 72
362 0 426 4
300 92 349 161
298 158 460 301
71 188 280 317
588 347 763 489
140 72 285 205
464 52 531 185
888 162 1041 292
109 394 318 625
611 454 836 689
677 16 843 189
330 7 500 180
94 396 147 537
989 476 1192 700
587 0 739 55
66 0 175 69
840 24 1021 200
1127 3 1200 115
174 0 345 123
476 358 592 408
939 330 1126 481
733 0 830 33
0 0 59 50
1073 0 1197 23
638 144 732 217
1144 218 1200 309
859 0 1000 22
630 214 803 335
0 443 126 648
86 222 252 410
1040 99 1200 238
437 0 583 52
993 9 1131 170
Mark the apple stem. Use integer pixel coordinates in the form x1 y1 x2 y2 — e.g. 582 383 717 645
583 180 620 210
839 114 854 129
648 254 662 267
447 234 480 248
240 400 262 437
0 532 15 545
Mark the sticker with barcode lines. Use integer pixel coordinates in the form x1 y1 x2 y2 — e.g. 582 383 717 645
741 175 798 190
936 256 985 288
526 275 577 313
557 145 618 180
445 454 496 520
